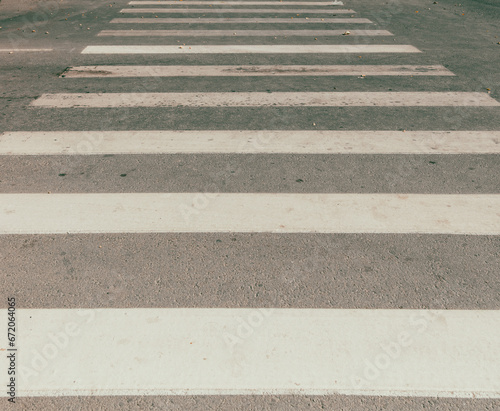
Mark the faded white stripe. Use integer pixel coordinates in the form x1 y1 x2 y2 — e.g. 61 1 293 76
129 1 338 4
1 131 498 155
128 0 344 1
120 8 356 13
98 29 392 36
0 48 53 52
31 92 499 108
1 308 499 397
81 45 419 54
61 65 454 78
110 17 372 23
1 193 499 234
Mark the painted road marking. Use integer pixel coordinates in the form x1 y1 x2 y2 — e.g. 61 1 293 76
31 92 498 108
110 17 372 23
61 65 454 77
129 1 339 4
1 131 498 155
97 29 392 36
1 308 499 397
0 49 53 52
1 193 499 234
81 44 421 54
120 8 356 13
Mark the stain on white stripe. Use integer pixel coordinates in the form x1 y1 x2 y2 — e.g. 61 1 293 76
0 48 53 52
120 8 355 13
110 17 372 23
2 131 498 155
1 193 499 234
61 65 454 78
31 92 499 108
81 45 419 54
1 308 499 397
129 1 342 4
97 29 392 36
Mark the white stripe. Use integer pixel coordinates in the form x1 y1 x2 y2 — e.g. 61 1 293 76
61 65 454 77
98 29 392 36
81 45 418 54
0 48 53 52
110 17 372 23
129 1 340 4
2 131 498 155
129 0 346 2
31 92 499 108
120 8 355 13
1 308 499 397
1 193 499 234
130 0 343 1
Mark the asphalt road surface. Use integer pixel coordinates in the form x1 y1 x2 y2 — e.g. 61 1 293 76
0 0 499 409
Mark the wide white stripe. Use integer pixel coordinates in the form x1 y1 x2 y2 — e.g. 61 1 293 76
31 92 499 108
1 193 499 234
128 0 344 1
130 0 346 2
1 308 499 397
2 131 497 155
61 65 454 78
98 29 392 36
110 17 372 23
0 130 500 155
130 1 337 4
130 0 343 2
120 8 355 13
81 45 419 54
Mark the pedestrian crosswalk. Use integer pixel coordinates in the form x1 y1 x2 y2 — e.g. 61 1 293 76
1 0 499 403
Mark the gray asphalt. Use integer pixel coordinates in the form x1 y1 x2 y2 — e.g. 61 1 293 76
1 0 499 409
